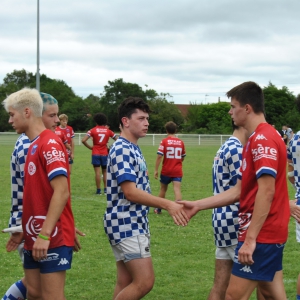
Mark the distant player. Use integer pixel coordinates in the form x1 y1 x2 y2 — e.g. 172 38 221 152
154 121 186 214
55 114 75 173
82 113 117 195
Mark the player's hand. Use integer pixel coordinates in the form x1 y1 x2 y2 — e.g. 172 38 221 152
6 232 24 252
176 200 200 219
74 227 86 252
32 236 50 261
237 240 255 265
166 202 189 226
289 200 300 223
154 171 158 180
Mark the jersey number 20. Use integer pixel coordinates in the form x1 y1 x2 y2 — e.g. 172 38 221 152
166 147 182 159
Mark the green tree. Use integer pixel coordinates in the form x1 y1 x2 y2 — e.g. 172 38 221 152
186 102 232 134
148 98 184 133
99 79 174 131
263 83 297 130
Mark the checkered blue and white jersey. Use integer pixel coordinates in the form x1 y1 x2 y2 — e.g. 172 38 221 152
104 137 151 245
212 136 242 247
287 131 300 202
9 134 30 227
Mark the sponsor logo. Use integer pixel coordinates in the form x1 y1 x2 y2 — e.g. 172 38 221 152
240 265 253 273
31 144 38 155
43 147 66 165
167 140 182 145
67 133 70 137
28 162 36 175
25 216 58 242
58 258 69 265
47 139 59 145
145 247 150 252
254 134 267 141
41 252 60 262
251 144 277 162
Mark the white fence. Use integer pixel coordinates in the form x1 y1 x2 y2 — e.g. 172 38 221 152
0 132 231 146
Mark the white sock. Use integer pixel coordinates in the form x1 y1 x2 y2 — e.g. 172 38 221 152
2 279 27 300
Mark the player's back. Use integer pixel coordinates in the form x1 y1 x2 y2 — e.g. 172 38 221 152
88 125 115 155
158 136 186 177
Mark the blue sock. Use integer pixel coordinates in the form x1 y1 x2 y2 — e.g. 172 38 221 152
297 295 300 300
96 188 101 194
2 279 27 300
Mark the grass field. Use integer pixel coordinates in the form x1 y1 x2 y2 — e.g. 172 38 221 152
0 143 298 299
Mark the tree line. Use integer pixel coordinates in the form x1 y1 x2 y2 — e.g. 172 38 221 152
1 69 300 134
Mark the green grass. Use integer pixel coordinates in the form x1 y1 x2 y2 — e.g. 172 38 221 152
0 144 298 299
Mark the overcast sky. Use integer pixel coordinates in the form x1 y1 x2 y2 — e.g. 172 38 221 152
1 0 300 104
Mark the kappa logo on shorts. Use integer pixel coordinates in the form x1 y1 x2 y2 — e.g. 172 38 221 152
145 247 150 252
240 265 253 273
58 258 69 265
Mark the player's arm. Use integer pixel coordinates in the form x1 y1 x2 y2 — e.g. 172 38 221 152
32 175 69 261
65 143 71 151
178 179 241 219
287 158 300 222
238 174 274 265
154 154 163 180
81 135 92 150
6 232 24 252
120 181 189 226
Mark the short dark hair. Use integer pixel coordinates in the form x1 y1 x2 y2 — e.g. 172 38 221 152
165 121 177 134
118 97 151 127
93 113 107 126
226 81 265 114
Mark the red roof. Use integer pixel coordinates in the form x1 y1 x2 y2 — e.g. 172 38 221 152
175 104 190 117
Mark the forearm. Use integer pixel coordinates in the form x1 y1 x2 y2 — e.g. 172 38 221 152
40 193 69 236
82 141 92 150
155 155 162 173
193 186 240 211
124 186 174 210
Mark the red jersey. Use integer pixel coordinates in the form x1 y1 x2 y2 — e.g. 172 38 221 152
23 129 75 250
157 136 186 177
59 125 75 145
238 123 289 243
86 126 116 155
55 126 73 157
55 127 68 145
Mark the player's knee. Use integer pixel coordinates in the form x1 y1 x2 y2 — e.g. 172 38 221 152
136 277 155 296
27 285 42 300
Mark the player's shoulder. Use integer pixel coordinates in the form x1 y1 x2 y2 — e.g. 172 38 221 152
16 133 30 146
40 129 65 145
